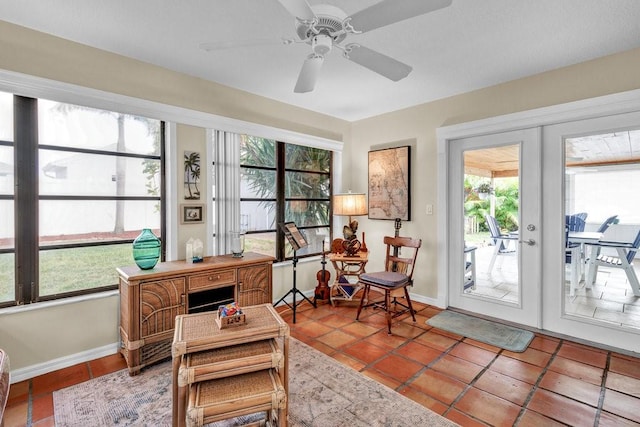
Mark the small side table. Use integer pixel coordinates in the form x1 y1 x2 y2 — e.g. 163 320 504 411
328 251 368 306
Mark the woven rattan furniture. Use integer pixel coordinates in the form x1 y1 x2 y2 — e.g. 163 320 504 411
0 349 9 427
186 369 286 427
172 304 289 427
118 252 274 375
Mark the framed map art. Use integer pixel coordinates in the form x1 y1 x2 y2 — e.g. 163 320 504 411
367 146 411 221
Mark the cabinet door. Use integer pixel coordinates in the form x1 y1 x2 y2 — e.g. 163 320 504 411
140 277 186 339
237 264 272 306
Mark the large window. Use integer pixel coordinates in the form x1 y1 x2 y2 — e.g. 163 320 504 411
239 135 331 261
1 94 164 307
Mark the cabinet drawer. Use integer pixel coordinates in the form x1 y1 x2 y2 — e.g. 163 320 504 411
189 269 236 291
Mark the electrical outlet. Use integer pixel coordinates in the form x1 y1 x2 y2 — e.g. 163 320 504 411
426 204 433 215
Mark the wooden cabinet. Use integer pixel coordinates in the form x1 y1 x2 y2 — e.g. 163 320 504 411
118 252 274 375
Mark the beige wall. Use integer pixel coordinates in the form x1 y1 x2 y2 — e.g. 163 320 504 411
1 17 640 375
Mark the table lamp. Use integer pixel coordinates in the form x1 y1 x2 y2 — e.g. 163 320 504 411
333 192 368 255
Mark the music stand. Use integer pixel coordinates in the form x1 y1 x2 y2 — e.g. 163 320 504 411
274 222 316 323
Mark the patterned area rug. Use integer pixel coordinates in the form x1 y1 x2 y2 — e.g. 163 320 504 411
427 310 535 352
53 338 457 426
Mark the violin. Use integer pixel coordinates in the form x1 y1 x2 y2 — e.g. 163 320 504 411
314 240 331 301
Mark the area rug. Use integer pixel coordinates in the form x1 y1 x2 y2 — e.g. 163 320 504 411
53 338 457 426
427 310 534 352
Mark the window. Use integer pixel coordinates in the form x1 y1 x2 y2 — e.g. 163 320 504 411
239 135 331 261
0 91 14 306
1 95 164 307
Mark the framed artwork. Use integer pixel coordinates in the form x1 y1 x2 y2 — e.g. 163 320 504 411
368 145 411 221
181 204 204 224
184 150 201 200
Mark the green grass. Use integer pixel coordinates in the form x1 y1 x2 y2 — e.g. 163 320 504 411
0 244 134 302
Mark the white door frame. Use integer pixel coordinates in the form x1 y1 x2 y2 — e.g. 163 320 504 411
437 89 640 323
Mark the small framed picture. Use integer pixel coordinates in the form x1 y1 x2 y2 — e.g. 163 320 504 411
181 204 204 224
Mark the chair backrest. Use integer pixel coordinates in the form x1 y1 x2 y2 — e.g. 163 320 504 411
484 214 502 238
625 229 640 263
566 214 586 232
597 215 619 233
382 236 421 281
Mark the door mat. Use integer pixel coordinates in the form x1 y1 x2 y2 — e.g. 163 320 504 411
427 310 534 352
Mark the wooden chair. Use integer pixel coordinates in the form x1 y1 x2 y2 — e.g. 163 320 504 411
355 236 421 334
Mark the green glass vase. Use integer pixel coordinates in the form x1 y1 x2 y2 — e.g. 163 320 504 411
132 228 161 270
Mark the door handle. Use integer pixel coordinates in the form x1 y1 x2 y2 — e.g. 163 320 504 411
519 239 535 246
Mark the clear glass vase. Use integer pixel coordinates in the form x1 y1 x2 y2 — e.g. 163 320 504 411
132 228 161 269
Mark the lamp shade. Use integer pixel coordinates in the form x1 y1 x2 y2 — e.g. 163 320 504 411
333 193 368 217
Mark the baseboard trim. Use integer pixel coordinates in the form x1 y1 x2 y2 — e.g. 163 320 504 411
11 342 120 383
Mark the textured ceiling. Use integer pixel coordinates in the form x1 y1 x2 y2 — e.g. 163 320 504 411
1 0 640 121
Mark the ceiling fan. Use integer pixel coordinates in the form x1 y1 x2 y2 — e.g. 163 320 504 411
201 0 453 93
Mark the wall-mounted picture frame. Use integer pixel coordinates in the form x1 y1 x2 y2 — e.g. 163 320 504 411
184 150 201 200
181 204 204 224
368 145 411 221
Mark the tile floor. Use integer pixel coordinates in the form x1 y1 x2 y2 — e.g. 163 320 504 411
4 299 640 426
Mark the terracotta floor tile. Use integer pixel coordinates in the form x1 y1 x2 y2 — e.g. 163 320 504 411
31 393 53 422
340 320 380 338
538 370 601 407
606 371 640 396
361 367 402 390
330 351 365 371
430 354 484 384
387 321 426 339
527 388 597 426
315 329 359 349
305 339 337 356
32 363 90 395
409 369 466 405
609 354 640 380
502 346 552 368
399 386 449 415
32 417 56 427
547 355 604 386
394 341 443 366
528 335 561 354
474 369 534 406
405 312 432 330
371 354 423 383
290 319 334 338
342 340 389 365
414 330 458 351
490 355 544 384
516 409 566 427
3 400 28 427
462 337 501 353
445 409 490 427
429 328 464 341
418 306 443 319
557 341 608 368
602 388 640 423
455 387 521 427
88 353 127 378
449 342 498 366
317 312 354 329
362 329 408 351
6 380 29 406
598 410 640 427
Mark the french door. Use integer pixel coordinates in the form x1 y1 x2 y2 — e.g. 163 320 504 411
447 128 542 327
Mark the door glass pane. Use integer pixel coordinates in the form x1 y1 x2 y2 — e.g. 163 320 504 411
463 144 520 303
565 130 640 330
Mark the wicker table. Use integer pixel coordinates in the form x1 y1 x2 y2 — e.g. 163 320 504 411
172 303 289 427
328 251 368 305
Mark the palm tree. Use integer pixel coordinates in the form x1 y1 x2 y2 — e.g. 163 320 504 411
184 151 201 199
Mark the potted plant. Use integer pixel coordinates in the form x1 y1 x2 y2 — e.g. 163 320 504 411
476 182 493 200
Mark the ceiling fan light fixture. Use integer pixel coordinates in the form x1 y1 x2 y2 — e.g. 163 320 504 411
312 34 332 55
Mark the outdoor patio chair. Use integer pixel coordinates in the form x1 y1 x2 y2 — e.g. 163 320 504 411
584 228 640 297
565 226 582 297
484 214 518 274
596 215 619 233
566 213 588 232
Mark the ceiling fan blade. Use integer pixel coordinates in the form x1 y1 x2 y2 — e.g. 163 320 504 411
348 0 452 33
294 54 324 93
344 44 412 81
276 0 316 21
